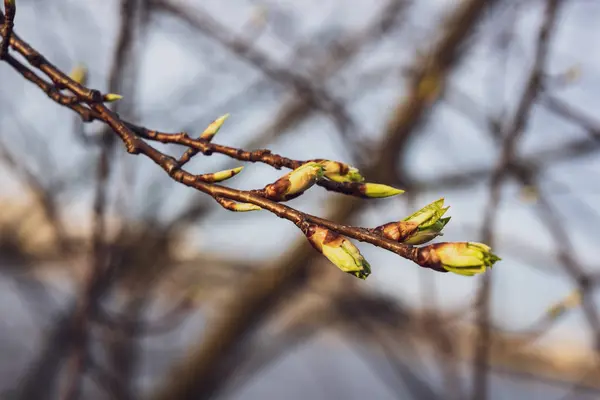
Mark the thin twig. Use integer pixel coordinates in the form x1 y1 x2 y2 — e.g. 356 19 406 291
0 26 429 264
0 0 15 59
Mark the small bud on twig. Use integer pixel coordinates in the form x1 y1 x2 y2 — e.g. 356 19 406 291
360 183 404 198
69 64 88 85
200 114 229 141
305 224 371 279
317 160 365 183
414 242 501 276
215 197 262 212
198 166 244 183
263 162 324 201
103 93 123 103
178 114 231 166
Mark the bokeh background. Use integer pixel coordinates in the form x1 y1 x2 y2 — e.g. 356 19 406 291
1 0 600 399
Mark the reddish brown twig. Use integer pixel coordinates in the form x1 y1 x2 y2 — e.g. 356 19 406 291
0 0 14 59
0 53 397 200
0 22 424 262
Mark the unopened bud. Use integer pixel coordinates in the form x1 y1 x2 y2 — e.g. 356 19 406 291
318 160 364 183
200 114 229 141
200 166 244 183
231 203 261 212
69 64 88 85
215 197 261 212
103 93 123 102
305 224 371 279
264 162 324 201
414 242 501 276
360 183 404 198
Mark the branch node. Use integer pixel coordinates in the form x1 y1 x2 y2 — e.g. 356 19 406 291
125 142 141 154
162 155 181 176
88 89 104 103
25 52 44 67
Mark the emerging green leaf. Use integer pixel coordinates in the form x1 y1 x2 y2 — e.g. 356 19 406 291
403 198 448 228
403 217 451 245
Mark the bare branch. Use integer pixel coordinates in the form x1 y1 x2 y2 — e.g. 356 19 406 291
472 2 565 398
